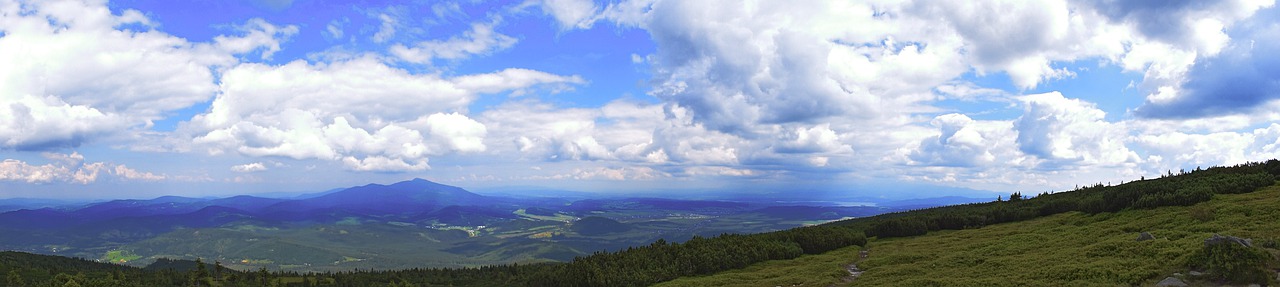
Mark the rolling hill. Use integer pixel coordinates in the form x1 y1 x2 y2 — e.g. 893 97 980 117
0 178 901 271
2 161 1279 286
659 180 1280 286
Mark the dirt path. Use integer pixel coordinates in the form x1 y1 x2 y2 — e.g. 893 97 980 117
828 250 867 286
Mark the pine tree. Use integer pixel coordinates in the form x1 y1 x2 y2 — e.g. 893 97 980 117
191 258 211 287
214 261 225 282
258 267 270 287
6 270 24 287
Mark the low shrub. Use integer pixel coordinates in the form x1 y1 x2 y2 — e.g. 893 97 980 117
1185 239 1274 284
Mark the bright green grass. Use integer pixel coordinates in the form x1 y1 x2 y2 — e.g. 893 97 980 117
102 250 141 263
654 245 859 287
660 184 1280 287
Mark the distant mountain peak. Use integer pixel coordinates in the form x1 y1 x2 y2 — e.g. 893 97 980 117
262 178 489 216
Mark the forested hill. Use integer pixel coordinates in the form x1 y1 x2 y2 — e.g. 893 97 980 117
3 160 1279 287
825 160 1280 238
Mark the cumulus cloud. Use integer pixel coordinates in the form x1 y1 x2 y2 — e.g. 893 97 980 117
114 164 165 181
772 124 850 154
187 57 581 171
1135 18 1280 118
0 152 164 184
572 0 1268 146
1087 0 1268 54
611 0 1152 140
231 162 268 173
4 0 1276 195
0 0 295 150
0 95 125 150
909 114 1020 167
1015 92 1137 166
425 113 487 153
641 1 927 133
483 101 618 161
548 0 1153 183
479 99 763 179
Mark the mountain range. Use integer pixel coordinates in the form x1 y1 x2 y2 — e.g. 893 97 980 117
0 178 979 271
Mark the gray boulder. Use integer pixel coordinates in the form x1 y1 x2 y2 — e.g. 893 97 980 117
1204 233 1252 247
1155 276 1188 287
1136 232 1155 241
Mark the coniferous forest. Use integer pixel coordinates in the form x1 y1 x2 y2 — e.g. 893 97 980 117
4 160 1278 287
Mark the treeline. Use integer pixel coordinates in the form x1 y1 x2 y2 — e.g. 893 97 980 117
831 160 1280 239
1 252 226 287
5 160 1278 287
1 225 865 287
328 224 865 287
527 225 865 287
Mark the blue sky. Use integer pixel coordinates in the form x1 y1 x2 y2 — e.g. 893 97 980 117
2 0 1280 200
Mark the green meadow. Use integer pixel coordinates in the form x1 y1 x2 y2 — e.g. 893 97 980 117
661 184 1280 286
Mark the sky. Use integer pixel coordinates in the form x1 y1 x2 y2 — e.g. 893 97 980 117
3 0 1280 200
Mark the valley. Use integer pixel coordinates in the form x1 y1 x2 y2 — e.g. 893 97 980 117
0 179 900 271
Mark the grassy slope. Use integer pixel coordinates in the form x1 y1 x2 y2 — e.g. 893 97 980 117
659 184 1280 287
652 245 859 287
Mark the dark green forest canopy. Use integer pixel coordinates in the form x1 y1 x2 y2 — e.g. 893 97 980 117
4 160 1278 287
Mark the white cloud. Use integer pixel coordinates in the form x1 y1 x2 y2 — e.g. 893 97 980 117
325 20 345 39
114 164 164 181
1014 92 1137 166
231 162 268 173
641 1 932 133
541 0 599 29
372 13 397 43
772 124 850 154
187 57 582 171
909 114 1020 167
0 152 164 184
0 95 125 150
0 159 71 184
482 101 614 161
424 113 487 153
1087 0 1270 55
0 0 295 150
213 18 299 60
2 0 1276 196
453 68 586 94
389 19 517 64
